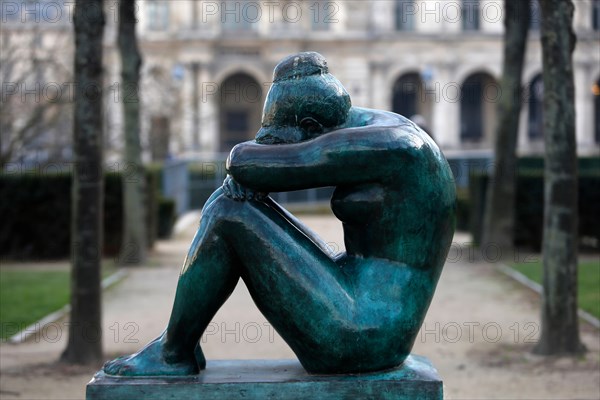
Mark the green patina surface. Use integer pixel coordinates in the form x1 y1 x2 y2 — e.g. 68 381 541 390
89 356 442 400
102 52 456 380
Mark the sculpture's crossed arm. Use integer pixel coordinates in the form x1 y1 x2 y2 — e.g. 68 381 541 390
227 122 410 193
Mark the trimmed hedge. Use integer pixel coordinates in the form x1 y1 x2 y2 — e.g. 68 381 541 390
1 173 72 259
469 170 600 251
0 169 175 260
158 197 176 239
517 156 600 173
455 188 470 231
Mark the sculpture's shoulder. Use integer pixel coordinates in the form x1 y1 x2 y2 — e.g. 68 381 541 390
350 108 455 197
350 108 444 160
349 107 413 129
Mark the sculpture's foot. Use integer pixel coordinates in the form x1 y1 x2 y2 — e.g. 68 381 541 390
103 336 203 376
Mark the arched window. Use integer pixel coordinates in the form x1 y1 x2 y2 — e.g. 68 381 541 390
218 73 263 152
392 72 433 135
460 72 498 145
144 66 172 160
392 73 420 118
528 74 544 140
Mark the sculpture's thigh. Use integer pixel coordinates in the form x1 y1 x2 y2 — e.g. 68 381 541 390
206 194 424 373
212 196 357 368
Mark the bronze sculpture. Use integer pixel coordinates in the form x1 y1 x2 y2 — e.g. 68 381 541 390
104 52 456 376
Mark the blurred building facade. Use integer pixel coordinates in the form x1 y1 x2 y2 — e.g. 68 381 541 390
120 0 600 160
1 0 599 165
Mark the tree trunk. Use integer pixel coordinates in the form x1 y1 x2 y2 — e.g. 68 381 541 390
61 0 105 364
534 0 585 355
481 0 530 253
118 0 147 265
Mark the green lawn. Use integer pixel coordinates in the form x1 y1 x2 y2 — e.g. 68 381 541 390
512 260 600 319
0 264 116 340
0 270 70 339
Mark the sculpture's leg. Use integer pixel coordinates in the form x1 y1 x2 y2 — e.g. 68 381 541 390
104 189 242 376
213 197 362 373
104 188 353 376
161 196 242 360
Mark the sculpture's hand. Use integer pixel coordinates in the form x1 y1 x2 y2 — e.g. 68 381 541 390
222 175 267 201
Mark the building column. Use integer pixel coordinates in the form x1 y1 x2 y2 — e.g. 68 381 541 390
369 61 389 111
370 1 394 34
343 58 369 107
517 99 529 154
191 62 201 151
104 48 123 162
431 63 460 149
179 63 194 154
198 65 219 153
575 62 595 152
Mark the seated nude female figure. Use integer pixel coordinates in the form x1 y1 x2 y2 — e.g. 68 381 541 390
104 52 456 376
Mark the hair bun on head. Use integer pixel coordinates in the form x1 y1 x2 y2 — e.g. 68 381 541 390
258 51 351 142
273 52 329 82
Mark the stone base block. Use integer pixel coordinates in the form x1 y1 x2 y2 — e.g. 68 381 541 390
87 355 443 399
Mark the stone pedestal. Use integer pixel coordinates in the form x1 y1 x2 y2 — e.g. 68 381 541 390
87 355 443 400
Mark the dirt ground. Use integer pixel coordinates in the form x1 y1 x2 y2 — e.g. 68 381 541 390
1 214 598 400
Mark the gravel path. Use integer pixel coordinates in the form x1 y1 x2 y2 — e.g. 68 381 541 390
1 214 598 399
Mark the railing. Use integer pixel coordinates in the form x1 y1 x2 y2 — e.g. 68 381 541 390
163 150 495 214
162 159 190 216
444 149 494 189
163 153 334 214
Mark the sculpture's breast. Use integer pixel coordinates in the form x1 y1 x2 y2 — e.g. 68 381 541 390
331 184 385 224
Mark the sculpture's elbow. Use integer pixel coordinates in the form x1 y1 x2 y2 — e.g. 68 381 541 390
226 142 249 173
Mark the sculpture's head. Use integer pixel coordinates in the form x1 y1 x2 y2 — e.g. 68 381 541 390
255 52 351 144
